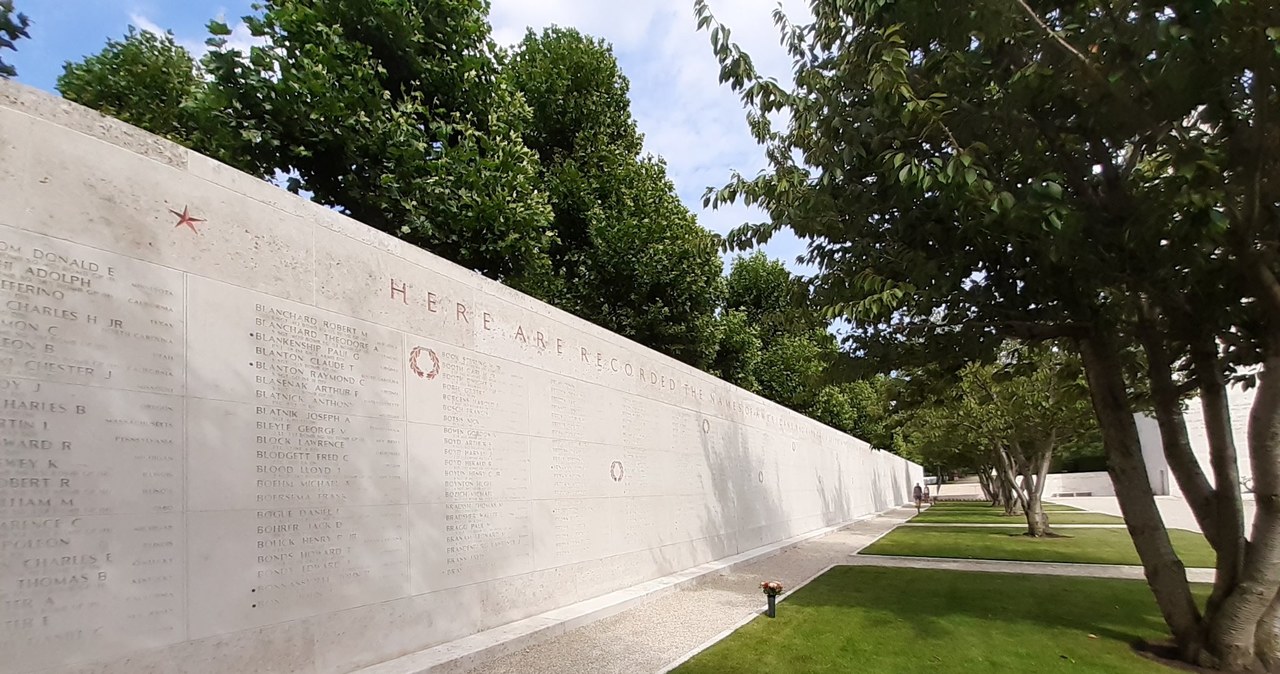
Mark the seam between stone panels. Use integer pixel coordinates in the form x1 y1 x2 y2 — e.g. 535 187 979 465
401 329 413 607
182 271 191 642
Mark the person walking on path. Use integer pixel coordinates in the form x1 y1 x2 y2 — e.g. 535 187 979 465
923 484 931 505
913 483 924 513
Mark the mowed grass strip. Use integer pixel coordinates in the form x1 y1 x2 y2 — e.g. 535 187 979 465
860 526 1215 568
673 566 1206 674
912 502 1123 525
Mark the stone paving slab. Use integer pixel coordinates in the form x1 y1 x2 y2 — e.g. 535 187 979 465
461 509 918 674
847 553 1216 583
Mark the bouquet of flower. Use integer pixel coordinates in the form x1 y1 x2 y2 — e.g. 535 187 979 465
760 581 783 596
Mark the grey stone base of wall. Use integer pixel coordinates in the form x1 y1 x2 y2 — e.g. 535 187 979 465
355 513 881 674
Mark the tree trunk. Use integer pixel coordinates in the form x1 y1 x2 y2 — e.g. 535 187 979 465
1022 444 1054 537
1191 336 1248 625
1079 332 1203 661
1207 349 1280 670
993 448 1020 516
978 467 997 505
1257 590 1280 671
1138 314 1218 540
1010 438 1054 537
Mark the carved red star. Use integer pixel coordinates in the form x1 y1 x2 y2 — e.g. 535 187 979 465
169 206 205 234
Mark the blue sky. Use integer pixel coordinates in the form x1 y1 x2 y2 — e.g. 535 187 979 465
9 0 814 276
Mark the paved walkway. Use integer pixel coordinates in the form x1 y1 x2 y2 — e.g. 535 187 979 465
848 553 1216 582
1050 496 1256 534
471 508 917 674
401 498 1209 673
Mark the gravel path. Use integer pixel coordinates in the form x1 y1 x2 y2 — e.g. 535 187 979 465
846 553 1216 582
474 508 917 674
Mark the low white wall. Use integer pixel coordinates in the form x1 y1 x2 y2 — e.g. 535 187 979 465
1135 379 1256 498
0 82 921 674
1040 472 1115 497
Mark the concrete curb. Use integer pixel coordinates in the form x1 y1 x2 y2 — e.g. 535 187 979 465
847 554 1217 583
355 512 887 674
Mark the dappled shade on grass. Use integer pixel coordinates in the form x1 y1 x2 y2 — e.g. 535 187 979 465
912 503 1124 525
673 566 1208 674
861 526 1215 568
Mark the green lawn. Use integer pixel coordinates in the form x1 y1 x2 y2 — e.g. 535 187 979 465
674 566 1208 674
861 526 1215 568
912 502 1124 525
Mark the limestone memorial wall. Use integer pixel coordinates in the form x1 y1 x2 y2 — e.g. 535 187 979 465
0 82 921 673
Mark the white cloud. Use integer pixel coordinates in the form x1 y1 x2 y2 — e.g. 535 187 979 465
130 11 263 60
490 0 815 273
138 1 812 273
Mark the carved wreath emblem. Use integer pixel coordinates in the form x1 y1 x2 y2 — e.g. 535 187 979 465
610 461 624 482
409 346 441 380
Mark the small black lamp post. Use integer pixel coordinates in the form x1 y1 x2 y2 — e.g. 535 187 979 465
761 581 783 618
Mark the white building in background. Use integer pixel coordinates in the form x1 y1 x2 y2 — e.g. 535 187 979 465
1135 381 1257 497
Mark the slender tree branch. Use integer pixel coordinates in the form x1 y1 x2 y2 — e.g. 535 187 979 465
1012 0 1104 80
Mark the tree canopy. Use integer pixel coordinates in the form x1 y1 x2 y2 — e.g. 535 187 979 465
698 0 1280 667
58 28 200 141
507 27 723 368
53 8 902 434
0 0 30 79
900 346 1098 535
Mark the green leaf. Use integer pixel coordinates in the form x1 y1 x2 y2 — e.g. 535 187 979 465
1210 210 1228 230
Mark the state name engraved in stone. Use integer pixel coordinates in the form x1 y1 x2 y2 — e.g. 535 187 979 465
250 304 398 413
0 226 187 670
252 406 406 506
187 277 403 419
434 349 528 434
1 381 182 517
441 500 531 577
441 428 528 501
187 505 407 637
0 513 184 671
0 226 184 394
